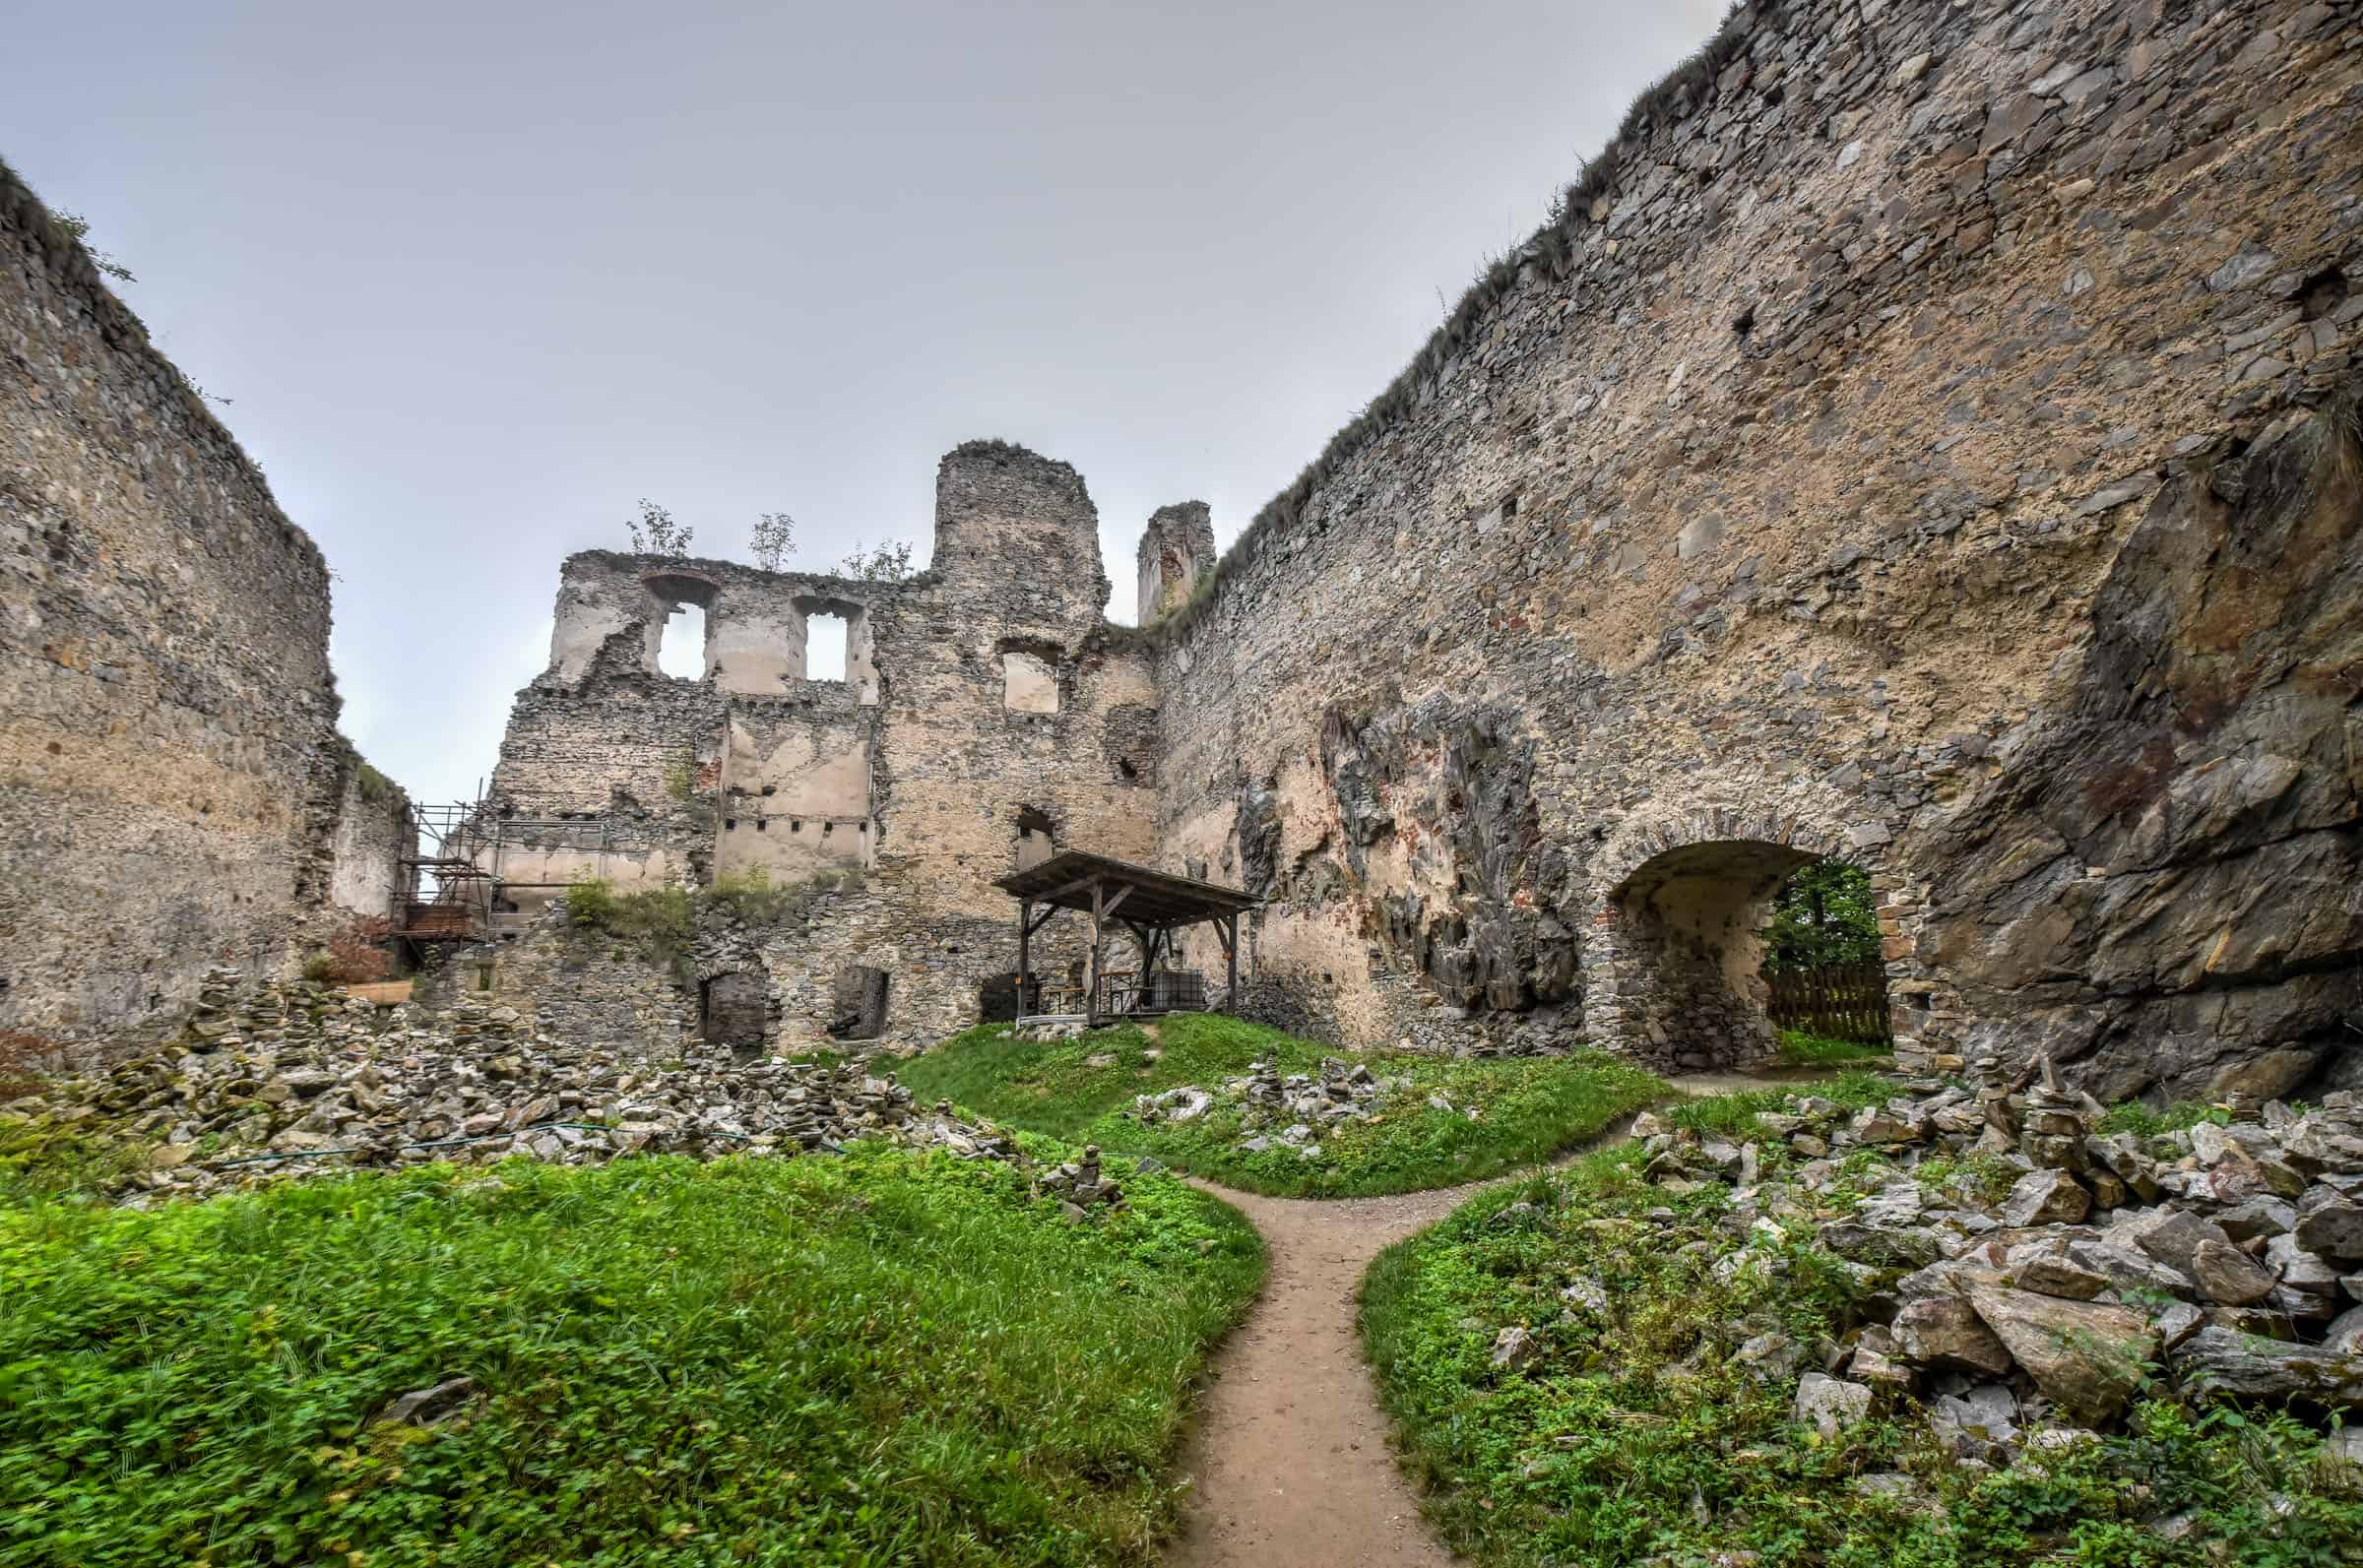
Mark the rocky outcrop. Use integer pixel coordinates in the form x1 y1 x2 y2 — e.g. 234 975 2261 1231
1935 396 2363 1100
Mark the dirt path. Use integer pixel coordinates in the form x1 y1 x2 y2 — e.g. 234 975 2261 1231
1164 1177 1481 1567
1166 1073 1824 1567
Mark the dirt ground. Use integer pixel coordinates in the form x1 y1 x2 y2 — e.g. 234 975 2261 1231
1165 1074 1806 1566
1164 1178 1477 1567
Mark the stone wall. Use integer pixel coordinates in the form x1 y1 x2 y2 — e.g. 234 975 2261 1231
480 442 1164 1051
1136 501 1216 624
0 158 370 1045
1146 0 2363 1098
325 764 413 924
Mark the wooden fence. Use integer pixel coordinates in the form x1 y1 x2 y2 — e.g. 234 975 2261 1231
1764 961 1892 1042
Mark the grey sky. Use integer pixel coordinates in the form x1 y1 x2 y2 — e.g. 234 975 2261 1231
5 0 1725 807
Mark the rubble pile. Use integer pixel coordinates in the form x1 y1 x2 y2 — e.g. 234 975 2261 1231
1129 1056 1433 1161
1013 1017 1090 1042
1629 1059 2363 1458
4 971 1067 1207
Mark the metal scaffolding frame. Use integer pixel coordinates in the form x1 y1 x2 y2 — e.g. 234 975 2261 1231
400 784 666 944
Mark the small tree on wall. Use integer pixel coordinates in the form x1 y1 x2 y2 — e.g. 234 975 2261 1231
1760 860 1882 973
749 512 797 572
625 499 694 556
840 539 917 581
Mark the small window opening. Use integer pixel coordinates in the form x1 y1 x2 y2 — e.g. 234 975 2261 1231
755 818 768 832
1001 649 1059 714
657 601 706 679
1015 806 1055 871
806 611 850 681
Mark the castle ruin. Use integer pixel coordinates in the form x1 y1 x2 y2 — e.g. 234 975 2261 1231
4 0 2358 1102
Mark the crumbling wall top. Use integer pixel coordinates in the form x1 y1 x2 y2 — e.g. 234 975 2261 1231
931 440 1111 623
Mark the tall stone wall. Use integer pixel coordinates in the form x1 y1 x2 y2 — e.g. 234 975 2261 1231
325 764 414 924
0 159 360 1044
482 442 1163 1050
1148 0 2363 1099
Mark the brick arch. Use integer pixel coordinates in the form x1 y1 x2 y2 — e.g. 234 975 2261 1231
1580 797 1897 1072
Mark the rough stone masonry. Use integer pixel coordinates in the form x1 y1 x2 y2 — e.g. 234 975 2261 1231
4 0 2360 1104
1149 0 2363 1099
0 160 410 1049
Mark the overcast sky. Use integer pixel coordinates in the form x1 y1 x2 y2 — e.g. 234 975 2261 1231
5 0 1725 807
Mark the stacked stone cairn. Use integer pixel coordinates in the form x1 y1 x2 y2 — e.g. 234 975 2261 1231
1128 1056 1417 1161
4 970 1089 1208
1625 1057 2363 1467
1036 1144 1124 1221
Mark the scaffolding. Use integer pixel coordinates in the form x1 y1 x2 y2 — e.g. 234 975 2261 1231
400 787 666 945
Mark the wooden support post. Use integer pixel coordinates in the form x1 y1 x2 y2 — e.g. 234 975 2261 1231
1217 914 1239 1012
1016 898 1032 1016
1087 879 1105 1022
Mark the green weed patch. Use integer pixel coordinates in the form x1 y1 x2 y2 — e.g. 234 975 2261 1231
0 1143 1261 1567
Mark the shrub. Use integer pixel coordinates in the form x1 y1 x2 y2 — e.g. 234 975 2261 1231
564 875 619 928
318 915 395 985
699 867 804 924
0 1031 57 1099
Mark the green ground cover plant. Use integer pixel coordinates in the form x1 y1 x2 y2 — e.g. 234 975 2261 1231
2098 1098 2237 1137
895 1014 1662 1198
1360 1078 2363 1566
1773 1027 1892 1068
0 1142 1262 1568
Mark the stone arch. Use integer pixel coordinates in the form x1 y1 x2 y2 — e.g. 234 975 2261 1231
1580 799 1899 1072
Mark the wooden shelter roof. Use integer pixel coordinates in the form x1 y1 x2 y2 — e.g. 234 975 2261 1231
993 850 1259 928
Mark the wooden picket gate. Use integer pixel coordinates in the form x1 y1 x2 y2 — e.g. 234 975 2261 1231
1764 961 1892 1042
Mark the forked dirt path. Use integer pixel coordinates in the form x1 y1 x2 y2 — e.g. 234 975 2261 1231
1164 1177 1483 1566
1166 1072 1817 1567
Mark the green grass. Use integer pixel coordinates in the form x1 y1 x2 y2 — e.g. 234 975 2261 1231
2098 1099 2236 1136
1773 1028 1892 1068
0 1142 1263 1567
894 1015 1663 1198
1360 1085 2363 1567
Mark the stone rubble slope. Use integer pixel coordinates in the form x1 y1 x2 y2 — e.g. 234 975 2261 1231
1627 1057 2363 1462
1128 1055 1434 1161
3 971 1123 1213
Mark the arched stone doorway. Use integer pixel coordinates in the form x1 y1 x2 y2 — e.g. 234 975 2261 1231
1582 806 1893 1072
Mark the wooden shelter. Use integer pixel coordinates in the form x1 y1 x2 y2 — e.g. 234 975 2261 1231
993 850 1259 1023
